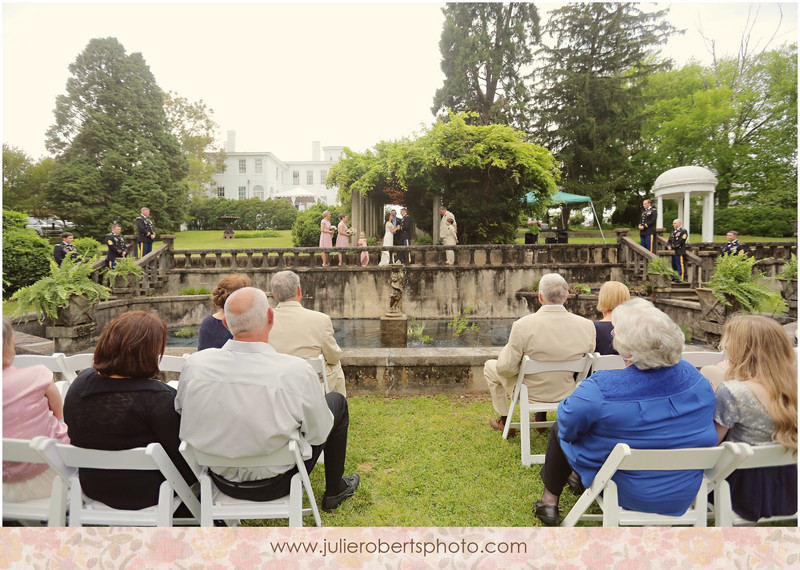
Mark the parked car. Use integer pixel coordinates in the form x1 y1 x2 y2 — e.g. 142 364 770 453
25 216 72 237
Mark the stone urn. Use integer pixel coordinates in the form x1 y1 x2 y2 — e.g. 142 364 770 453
49 294 96 327
647 272 672 291
695 287 742 325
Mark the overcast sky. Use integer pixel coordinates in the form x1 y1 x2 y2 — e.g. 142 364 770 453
2 2 797 162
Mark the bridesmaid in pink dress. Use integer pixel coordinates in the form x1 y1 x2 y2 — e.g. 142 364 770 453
319 210 334 266
358 232 369 266
336 214 351 266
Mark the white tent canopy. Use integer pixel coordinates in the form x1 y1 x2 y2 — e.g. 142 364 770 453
274 186 321 199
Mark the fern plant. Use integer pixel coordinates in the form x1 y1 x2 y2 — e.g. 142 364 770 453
11 256 110 323
104 256 144 285
706 254 787 314
778 254 797 281
647 257 680 281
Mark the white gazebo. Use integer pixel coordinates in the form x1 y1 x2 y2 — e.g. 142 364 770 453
652 166 717 242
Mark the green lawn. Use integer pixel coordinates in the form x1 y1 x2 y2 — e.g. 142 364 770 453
170 230 295 249
246 394 592 527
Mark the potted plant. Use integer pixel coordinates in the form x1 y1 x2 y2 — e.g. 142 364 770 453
104 256 144 291
647 257 680 289
11 256 110 325
696 254 787 323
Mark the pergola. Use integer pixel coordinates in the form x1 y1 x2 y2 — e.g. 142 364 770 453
652 166 717 242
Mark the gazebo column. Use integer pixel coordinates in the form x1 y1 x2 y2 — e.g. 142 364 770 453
656 195 664 229
683 192 691 236
702 192 715 242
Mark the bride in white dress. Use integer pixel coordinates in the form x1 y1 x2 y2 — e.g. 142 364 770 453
378 211 397 266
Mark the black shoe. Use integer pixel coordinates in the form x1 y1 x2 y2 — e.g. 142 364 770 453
567 476 585 496
533 500 560 526
322 474 360 512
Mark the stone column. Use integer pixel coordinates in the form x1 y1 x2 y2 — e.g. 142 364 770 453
656 195 664 229
702 192 715 242
683 192 692 236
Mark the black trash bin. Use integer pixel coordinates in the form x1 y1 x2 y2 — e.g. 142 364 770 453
557 230 569 244
524 232 538 244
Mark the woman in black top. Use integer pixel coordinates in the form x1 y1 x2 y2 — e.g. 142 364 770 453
593 281 630 355
64 310 196 510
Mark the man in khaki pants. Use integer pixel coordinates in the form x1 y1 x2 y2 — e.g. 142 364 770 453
484 273 596 434
269 270 347 396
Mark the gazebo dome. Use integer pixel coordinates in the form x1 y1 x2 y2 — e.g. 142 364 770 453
653 166 717 192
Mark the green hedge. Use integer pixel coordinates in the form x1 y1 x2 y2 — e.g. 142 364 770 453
714 206 795 238
3 228 51 297
186 197 299 231
291 203 349 247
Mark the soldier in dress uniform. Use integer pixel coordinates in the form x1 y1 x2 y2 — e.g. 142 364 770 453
666 219 688 282
53 232 79 266
135 207 156 258
719 231 750 257
104 223 127 269
638 198 657 252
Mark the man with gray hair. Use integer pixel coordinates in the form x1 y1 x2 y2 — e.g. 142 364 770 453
176 287 359 512
268 270 347 396
484 273 596 435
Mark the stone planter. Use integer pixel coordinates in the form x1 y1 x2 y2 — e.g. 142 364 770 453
695 287 741 325
111 275 139 298
49 294 97 327
648 272 672 290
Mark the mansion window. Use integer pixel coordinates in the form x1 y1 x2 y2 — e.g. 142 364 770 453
216 187 225 198
255 159 263 174
239 186 247 199
253 185 265 200
238 159 246 174
320 170 328 184
307 170 314 185
293 171 300 185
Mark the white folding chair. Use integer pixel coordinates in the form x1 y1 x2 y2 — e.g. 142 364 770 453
561 441 745 527
13 353 68 376
59 353 95 384
305 354 330 394
681 351 725 369
2 438 68 526
159 354 190 373
503 354 594 466
34 438 200 527
179 440 322 528
712 443 798 526
590 353 626 373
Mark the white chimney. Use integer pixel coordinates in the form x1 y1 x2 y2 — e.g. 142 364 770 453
225 131 236 152
312 141 321 161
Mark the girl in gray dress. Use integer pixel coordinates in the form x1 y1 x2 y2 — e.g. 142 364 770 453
714 315 797 521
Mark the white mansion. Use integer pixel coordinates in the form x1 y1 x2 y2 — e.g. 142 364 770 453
208 132 344 208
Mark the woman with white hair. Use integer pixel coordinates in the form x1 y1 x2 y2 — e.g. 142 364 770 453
533 298 718 526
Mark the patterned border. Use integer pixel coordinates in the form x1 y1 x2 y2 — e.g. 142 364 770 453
2 527 798 568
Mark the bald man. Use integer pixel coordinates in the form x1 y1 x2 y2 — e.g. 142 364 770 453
176 287 360 512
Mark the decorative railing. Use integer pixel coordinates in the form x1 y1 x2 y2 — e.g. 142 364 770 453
90 235 175 296
170 243 620 270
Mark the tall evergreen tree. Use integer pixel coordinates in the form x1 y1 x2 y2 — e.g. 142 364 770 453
432 2 540 129
533 3 676 212
45 37 188 238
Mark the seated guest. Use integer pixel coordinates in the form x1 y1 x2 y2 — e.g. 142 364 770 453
713 315 797 522
269 270 347 396
64 311 197 510
593 281 630 355
197 274 251 350
176 287 359 512
485 273 595 434
533 298 717 526
2 317 70 502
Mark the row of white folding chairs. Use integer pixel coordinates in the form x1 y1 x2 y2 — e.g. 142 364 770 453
14 352 329 395
561 441 797 527
505 350 727 467
3 436 321 528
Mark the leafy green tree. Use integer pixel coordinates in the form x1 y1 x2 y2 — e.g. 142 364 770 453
291 203 348 247
329 112 559 244
3 210 51 296
3 145 55 216
632 45 797 209
533 3 676 214
164 91 226 200
432 2 540 129
44 37 188 239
